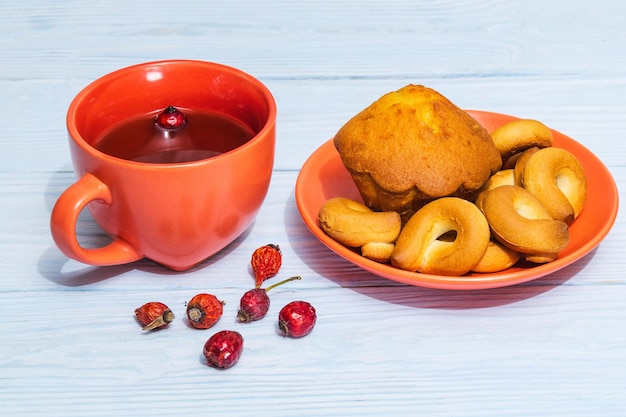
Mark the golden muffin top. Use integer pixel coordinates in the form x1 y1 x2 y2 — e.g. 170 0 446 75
334 84 502 216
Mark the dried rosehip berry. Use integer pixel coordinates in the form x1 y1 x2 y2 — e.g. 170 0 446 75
237 276 301 323
154 105 187 131
134 302 174 331
186 293 224 329
251 244 282 288
278 300 317 338
203 330 244 369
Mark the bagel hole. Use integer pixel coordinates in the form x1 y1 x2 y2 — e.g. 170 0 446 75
437 230 457 242
514 200 544 220
556 169 580 196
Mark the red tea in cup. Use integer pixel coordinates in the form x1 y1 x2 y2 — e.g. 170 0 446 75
94 108 255 164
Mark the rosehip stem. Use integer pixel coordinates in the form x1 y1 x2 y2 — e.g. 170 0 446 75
142 309 174 331
265 276 301 292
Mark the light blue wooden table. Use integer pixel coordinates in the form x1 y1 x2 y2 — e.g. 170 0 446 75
1 1 624 416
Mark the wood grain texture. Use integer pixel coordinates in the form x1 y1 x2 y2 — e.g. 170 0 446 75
1 1 625 416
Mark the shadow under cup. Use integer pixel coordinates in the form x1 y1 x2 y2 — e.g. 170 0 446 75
53 60 277 271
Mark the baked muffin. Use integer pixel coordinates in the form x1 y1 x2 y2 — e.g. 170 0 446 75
334 84 502 222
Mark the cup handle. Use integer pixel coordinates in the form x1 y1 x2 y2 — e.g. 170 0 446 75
50 172 142 266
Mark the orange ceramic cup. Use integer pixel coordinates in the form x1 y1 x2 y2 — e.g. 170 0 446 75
51 60 276 271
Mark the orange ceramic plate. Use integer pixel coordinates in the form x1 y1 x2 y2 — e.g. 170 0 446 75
295 110 619 290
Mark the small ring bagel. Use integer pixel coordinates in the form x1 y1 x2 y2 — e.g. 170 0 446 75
490 119 553 165
361 241 395 263
480 185 569 256
318 197 401 248
474 169 515 210
525 252 558 264
519 147 587 225
471 239 521 273
513 146 540 186
391 197 490 276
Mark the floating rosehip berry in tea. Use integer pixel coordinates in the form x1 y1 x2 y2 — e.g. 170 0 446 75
278 300 317 338
251 243 282 288
135 302 174 331
186 293 224 329
154 105 187 131
203 330 244 369
237 276 301 323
